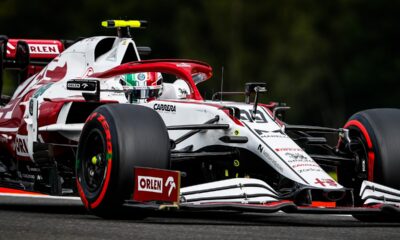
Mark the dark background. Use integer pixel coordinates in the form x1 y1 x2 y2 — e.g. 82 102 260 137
1 0 400 127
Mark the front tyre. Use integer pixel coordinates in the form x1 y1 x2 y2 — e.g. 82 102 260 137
344 108 400 189
76 104 170 218
344 108 400 221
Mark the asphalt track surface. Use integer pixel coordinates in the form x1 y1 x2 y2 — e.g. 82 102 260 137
0 195 399 240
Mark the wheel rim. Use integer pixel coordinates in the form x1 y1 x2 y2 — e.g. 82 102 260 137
81 128 108 195
348 129 369 181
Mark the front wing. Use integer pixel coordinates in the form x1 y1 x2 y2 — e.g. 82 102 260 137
126 176 400 220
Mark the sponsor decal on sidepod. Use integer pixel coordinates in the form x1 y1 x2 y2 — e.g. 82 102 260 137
153 104 176 112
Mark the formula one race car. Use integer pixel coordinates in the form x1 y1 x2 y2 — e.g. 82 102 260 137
0 20 399 221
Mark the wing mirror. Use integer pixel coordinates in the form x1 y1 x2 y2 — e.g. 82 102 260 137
272 103 291 121
244 82 267 120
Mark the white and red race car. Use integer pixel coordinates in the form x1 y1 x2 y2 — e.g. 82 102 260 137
0 20 399 220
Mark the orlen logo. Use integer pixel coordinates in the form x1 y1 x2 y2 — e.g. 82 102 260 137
133 167 180 203
138 176 163 193
29 44 60 54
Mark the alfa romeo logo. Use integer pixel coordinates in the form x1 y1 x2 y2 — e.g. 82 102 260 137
137 73 146 81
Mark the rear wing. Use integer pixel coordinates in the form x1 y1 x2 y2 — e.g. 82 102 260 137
1 36 65 71
0 36 66 102
6 38 64 63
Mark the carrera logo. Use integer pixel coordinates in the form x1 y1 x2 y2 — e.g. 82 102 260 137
138 176 163 193
153 103 176 112
29 44 60 54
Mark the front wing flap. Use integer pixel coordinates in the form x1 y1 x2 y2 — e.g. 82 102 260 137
124 199 400 219
360 180 400 206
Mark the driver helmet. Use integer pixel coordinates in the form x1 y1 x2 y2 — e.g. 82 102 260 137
121 72 163 100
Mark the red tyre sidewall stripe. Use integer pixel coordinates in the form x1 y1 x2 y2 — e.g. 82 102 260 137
91 159 112 209
90 114 113 209
344 120 375 181
367 152 375 181
76 179 89 208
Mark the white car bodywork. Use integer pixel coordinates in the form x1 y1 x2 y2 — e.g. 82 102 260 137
6 34 399 207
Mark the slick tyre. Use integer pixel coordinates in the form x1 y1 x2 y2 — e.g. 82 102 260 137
344 108 400 189
344 109 400 221
76 104 170 218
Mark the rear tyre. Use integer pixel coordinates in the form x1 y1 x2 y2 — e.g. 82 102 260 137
76 104 170 218
344 108 400 221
